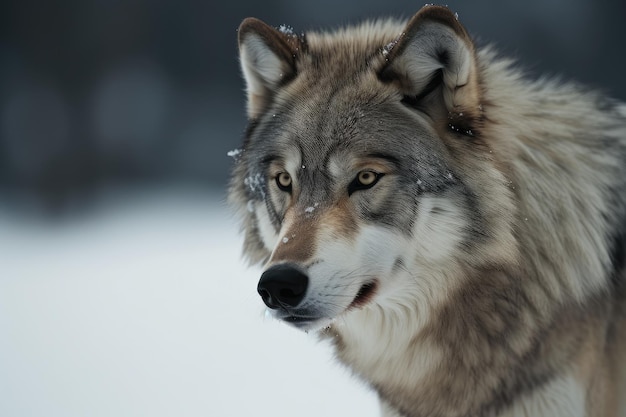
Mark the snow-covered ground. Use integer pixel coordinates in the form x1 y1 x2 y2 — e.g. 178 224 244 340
0 187 378 417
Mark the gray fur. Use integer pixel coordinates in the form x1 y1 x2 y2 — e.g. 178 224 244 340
230 5 626 417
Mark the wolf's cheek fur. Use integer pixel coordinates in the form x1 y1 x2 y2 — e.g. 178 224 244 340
253 202 280 252
412 195 468 265
304 224 415 313
253 170 296 253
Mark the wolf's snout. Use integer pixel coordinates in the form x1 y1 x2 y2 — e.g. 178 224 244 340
257 264 308 309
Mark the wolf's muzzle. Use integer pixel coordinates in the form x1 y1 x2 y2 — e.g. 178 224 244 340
257 264 308 309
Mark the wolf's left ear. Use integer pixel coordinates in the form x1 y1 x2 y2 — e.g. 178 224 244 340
380 6 481 133
238 18 302 119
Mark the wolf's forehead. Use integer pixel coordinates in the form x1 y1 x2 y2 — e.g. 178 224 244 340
277 107 382 160
267 91 433 167
280 85 391 140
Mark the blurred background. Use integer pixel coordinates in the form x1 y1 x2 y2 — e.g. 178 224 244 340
0 0 625 416
0 0 625 211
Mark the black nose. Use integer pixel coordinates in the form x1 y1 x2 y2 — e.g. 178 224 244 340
257 264 309 309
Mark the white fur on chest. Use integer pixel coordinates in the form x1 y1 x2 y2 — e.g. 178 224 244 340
332 301 442 392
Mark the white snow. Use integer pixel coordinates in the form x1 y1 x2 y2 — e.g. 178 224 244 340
278 24 294 36
305 202 320 214
244 173 266 197
0 187 377 417
226 148 242 158
382 40 397 57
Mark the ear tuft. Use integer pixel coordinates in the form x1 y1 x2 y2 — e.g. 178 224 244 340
238 18 303 119
380 6 482 134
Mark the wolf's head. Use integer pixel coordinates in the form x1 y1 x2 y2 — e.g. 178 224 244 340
230 6 517 331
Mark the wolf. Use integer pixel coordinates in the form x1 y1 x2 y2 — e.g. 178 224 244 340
228 5 626 417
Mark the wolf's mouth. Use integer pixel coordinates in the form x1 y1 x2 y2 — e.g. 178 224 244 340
277 281 379 329
349 281 378 309
282 314 330 330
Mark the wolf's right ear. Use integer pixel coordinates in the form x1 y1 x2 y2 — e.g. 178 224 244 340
238 18 302 119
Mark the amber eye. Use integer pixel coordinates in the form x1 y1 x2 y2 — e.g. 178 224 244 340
357 171 377 186
276 172 292 192
348 170 383 195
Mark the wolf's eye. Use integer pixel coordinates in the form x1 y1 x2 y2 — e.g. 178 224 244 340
276 172 292 192
358 171 377 186
348 171 383 195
